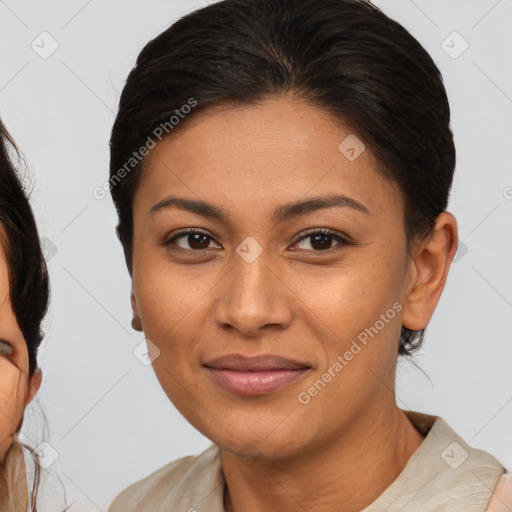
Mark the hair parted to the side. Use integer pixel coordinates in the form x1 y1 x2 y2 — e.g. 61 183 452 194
0 119 49 375
109 0 456 357
0 119 51 511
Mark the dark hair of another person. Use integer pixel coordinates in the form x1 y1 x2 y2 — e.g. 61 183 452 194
0 119 49 376
109 0 456 357
0 119 51 510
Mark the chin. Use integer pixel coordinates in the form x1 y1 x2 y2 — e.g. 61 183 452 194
205 419 311 461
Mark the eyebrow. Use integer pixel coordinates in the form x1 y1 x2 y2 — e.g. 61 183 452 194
150 193 371 223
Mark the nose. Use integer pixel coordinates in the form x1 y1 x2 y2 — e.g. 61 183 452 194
212 244 293 337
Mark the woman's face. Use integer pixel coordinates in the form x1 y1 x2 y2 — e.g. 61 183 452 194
130 96 442 458
0 226 41 463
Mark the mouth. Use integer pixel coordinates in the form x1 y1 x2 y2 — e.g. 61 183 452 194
203 353 312 395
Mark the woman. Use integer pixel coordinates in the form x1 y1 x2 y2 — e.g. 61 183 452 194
0 118 49 510
107 0 511 510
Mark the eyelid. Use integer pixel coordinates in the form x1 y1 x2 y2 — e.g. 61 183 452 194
0 339 14 356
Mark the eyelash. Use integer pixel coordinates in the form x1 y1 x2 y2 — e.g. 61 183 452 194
163 228 353 253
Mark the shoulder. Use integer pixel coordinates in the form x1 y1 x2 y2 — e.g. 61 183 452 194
485 472 512 512
108 443 223 512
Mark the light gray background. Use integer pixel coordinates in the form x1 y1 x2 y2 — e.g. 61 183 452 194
0 0 511 510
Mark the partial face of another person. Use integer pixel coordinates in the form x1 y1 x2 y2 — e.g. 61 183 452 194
0 226 41 463
130 96 455 459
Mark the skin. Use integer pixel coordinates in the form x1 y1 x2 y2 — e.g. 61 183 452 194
130 95 458 512
0 225 41 465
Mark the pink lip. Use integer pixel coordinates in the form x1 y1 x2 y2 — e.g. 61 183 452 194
203 353 311 395
206 368 310 395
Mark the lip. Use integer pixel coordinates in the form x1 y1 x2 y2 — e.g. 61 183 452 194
203 353 311 395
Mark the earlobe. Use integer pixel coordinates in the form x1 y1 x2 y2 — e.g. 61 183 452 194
131 287 143 332
25 367 42 407
131 316 143 331
131 287 139 317
401 212 458 331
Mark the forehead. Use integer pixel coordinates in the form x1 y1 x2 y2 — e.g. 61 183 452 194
135 96 403 221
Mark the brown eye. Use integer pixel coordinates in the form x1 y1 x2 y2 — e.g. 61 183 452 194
291 229 352 252
164 229 221 251
179 232 211 250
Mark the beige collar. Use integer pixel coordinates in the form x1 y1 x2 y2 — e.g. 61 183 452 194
109 410 505 512
361 410 504 511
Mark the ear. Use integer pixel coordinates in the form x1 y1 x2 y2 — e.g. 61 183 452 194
131 285 139 317
131 285 144 331
25 367 42 407
402 212 458 331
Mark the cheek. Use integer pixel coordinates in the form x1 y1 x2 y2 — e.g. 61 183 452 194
294 251 407 383
134 264 214 392
133 260 229 418
136 269 210 340
0 359 28 459
299 251 405 327
133 237 224 343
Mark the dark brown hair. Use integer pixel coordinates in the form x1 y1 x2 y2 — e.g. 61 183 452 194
0 119 49 375
109 0 455 356
0 119 50 510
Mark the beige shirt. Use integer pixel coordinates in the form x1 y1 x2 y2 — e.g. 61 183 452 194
109 410 510 512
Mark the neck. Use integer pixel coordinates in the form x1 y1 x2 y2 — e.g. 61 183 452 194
221 405 425 512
